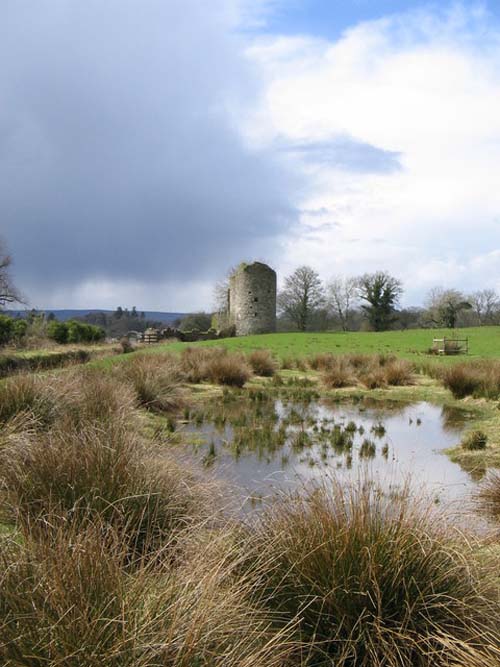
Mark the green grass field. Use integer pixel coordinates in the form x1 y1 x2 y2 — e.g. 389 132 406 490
151 326 500 361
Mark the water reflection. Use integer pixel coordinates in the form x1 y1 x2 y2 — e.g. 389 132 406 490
181 393 476 507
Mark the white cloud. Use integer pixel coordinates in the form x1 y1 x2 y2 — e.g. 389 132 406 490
245 3 500 304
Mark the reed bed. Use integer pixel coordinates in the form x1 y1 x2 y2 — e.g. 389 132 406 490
431 360 500 400
113 354 184 413
311 353 414 390
476 470 500 520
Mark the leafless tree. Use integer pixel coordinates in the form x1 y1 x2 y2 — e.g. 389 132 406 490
469 288 499 324
326 276 358 331
424 287 471 328
0 240 23 308
278 266 325 331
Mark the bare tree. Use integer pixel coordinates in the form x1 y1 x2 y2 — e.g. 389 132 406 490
0 240 23 308
424 287 471 328
357 271 402 331
326 276 358 331
469 288 499 325
278 266 324 331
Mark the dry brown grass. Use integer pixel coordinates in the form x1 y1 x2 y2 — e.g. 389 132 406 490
317 354 414 390
322 357 355 388
250 481 499 667
476 470 500 520
438 360 500 400
383 358 414 386
248 349 277 377
0 414 212 558
0 524 294 667
113 354 184 413
180 347 251 387
0 374 59 426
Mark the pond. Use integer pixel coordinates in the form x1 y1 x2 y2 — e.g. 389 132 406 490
179 390 478 510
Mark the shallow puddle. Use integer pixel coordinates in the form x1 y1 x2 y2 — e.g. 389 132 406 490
180 393 479 510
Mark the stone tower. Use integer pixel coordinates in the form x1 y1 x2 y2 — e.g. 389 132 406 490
228 262 277 336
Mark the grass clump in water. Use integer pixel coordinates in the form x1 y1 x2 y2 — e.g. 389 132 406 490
461 429 488 451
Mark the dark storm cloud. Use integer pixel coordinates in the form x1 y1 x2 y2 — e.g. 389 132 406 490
282 136 402 173
0 0 298 300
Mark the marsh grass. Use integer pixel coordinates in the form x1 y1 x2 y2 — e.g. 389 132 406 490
114 354 184 413
322 357 355 389
438 360 500 399
248 349 277 377
476 470 500 520
461 430 488 451
1 417 212 558
317 354 414 391
0 374 59 426
250 481 499 667
180 347 252 387
0 524 295 667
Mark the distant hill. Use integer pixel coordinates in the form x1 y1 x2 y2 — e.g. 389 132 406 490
7 309 187 324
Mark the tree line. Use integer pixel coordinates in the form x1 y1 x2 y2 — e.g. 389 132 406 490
277 266 500 332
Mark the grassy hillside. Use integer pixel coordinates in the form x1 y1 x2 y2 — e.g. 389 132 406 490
154 326 500 361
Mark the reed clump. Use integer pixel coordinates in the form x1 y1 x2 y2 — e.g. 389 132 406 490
250 481 498 667
439 360 500 399
476 470 500 520
113 354 184 413
180 347 252 387
0 524 293 667
248 349 277 377
322 357 355 389
1 417 211 558
0 373 59 427
461 429 488 451
317 354 414 391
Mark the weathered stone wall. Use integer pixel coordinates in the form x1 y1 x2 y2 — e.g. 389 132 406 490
228 262 276 336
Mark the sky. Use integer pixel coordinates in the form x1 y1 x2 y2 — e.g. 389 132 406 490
2 0 500 311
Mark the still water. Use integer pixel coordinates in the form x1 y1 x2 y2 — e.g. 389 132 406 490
181 394 477 509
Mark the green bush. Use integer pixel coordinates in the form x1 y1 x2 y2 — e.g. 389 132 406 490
0 315 27 346
47 320 69 343
0 315 13 345
47 320 104 344
11 318 27 341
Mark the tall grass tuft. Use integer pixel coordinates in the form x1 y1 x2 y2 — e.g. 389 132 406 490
440 364 483 399
0 374 59 426
476 470 500 520
204 351 251 387
1 417 210 557
0 524 294 667
322 357 354 389
383 358 414 386
180 347 252 386
439 360 500 399
251 481 497 667
115 354 184 413
248 349 277 377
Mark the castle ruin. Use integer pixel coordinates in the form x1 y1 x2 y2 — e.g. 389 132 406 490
228 262 277 336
